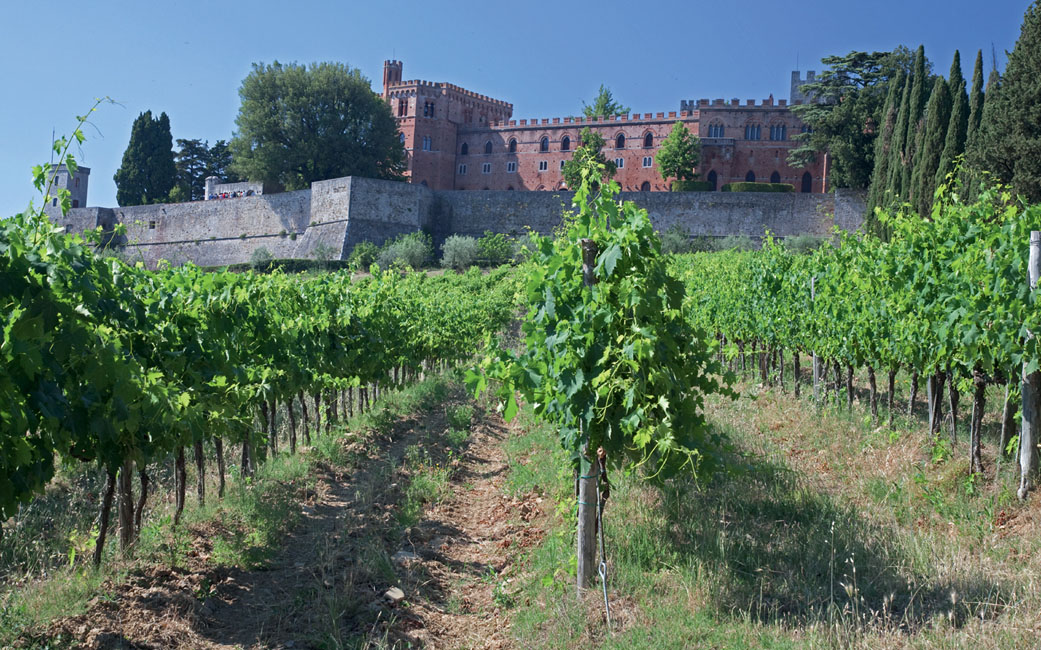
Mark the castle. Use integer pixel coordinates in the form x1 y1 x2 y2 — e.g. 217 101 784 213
49 62 860 269
381 61 827 193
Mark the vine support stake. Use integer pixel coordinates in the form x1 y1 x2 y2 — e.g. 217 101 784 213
1019 231 1041 500
811 276 821 404
577 237 599 595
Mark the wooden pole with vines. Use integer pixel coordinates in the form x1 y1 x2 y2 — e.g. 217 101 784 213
576 237 599 594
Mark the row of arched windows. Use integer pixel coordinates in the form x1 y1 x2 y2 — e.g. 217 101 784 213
459 132 656 156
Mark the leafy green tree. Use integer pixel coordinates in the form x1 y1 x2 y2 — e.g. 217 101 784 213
936 51 969 190
114 110 177 206
207 140 240 184
911 77 951 217
172 138 210 201
230 61 405 190
562 127 616 189
968 1 1041 203
581 84 630 118
788 48 915 189
656 121 701 185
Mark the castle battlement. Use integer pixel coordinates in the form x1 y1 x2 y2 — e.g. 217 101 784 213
679 97 790 112
387 79 513 109
486 110 698 129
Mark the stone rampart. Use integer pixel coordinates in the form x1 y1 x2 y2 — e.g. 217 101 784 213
62 178 865 268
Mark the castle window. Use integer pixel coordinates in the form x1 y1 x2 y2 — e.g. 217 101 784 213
72 199 79 208
506 162 517 173
615 134 625 149
640 181 651 191
399 133 406 144
397 98 407 116
769 125 787 141
484 141 493 155
745 170 756 182
461 143 469 156
744 124 761 140
615 158 624 168
707 170 718 191
508 138 517 153
507 186 514 190
802 171 813 193
643 133 653 148
708 123 725 138
540 136 549 152
561 135 570 151
770 171 781 183
75 177 79 188
52 198 57 206
800 124 813 134
538 160 548 172
642 156 653 168
482 162 491 174
560 160 565 169
422 136 432 151
423 101 435 117
458 164 467 175
149 220 156 229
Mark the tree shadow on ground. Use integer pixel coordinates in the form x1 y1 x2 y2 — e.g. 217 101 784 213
654 448 1010 634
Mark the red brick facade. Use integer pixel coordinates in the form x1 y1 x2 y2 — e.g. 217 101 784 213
382 61 828 193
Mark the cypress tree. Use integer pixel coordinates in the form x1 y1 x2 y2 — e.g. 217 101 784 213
867 70 904 217
114 110 177 206
913 77 952 217
936 51 969 191
886 69 913 203
965 50 986 145
900 46 929 204
969 2 1041 203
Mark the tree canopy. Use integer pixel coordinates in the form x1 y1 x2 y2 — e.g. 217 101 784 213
581 85 630 119
562 128 616 189
656 121 701 184
172 139 243 201
230 61 406 190
113 110 177 206
788 48 919 190
967 1 1041 204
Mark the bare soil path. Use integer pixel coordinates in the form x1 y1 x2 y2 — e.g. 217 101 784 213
43 392 545 649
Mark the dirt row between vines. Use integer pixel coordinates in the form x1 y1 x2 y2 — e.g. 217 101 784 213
42 395 547 649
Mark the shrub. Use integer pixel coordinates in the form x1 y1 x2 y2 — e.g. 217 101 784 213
477 231 514 266
512 232 536 264
348 241 379 268
440 235 480 270
250 246 274 271
671 180 714 192
376 231 433 269
660 224 693 254
784 234 827 254
715 235 757 251
721 182 794 193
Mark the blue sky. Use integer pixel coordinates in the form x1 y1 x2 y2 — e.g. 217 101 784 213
0 0 1030 216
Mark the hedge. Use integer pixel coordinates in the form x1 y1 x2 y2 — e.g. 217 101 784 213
671 180 714 192
720 182 794 193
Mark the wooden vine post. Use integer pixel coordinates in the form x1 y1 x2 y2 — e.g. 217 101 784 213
576 237 599 593
1019 231 1041 500
811 276 822 403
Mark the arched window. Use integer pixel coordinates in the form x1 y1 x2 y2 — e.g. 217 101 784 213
640 181 651 191
801 171 813 193
643 133 653 148
744 124 761 140
484 141 493 155
540 136 549 152
707 170 718 191
508 138 517 153
615 134 625 149
708 123 725 138
745 170 756 182
399 133 406 144
770 171 781 184
460 143 468 156
561 135 571 151
507 186 514 191
769 125 787 141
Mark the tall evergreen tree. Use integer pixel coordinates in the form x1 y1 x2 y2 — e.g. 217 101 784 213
965 50 986 145
206 140 240 183
114 110 177 206
900 46 930 202
886 73 913 202
936 51 969 191
913 77 952 217
968 1 1041 203
173 138 210 201
867 70 904 216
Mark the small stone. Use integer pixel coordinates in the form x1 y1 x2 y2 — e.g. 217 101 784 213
384 586 405 604
392 550 418 564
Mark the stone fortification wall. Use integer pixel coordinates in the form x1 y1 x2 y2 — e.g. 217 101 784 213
437 189 865 241
63 177 865 268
